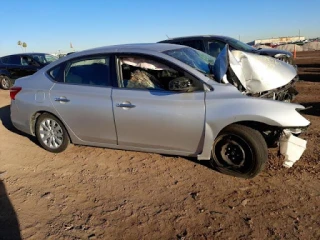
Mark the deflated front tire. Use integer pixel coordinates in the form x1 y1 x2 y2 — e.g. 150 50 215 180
210 124 268 178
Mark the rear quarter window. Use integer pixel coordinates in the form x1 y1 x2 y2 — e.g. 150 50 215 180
48 64 63 82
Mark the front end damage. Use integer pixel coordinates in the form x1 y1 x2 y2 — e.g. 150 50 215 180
213 45 299 102
242 121 308 168
279 129 307 168
253 78 298 102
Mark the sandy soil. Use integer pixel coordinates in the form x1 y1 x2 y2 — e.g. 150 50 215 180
0 52 319 239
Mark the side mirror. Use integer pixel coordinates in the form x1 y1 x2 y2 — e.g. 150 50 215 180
168 77 193 92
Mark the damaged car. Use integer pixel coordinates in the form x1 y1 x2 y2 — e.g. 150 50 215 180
159 35 295 66
166 44 299 102
10 43 309 178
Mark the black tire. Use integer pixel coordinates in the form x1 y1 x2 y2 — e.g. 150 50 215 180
0 75 13 90
210 124 268 179
35 113 70 153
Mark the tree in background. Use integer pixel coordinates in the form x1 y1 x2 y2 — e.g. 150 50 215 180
17 40 23 51
22 42 27 52
17 41 27 52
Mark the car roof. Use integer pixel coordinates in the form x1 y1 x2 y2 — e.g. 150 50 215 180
85 43 185 53
158 35 228 42
0 53 52 58
63 43 186 59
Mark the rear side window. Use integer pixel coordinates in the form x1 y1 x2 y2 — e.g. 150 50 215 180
0 56 9 64
180 40 205 52
64 56 110 86
1 56 18 64
7 55 21 65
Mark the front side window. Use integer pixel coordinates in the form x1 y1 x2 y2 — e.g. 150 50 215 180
30 54 58 64
21 56 39 66
117 55 203 92
206 40 226 58
64 56 110 86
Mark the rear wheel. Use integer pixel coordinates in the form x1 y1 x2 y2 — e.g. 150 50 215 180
210 124 268 178
0 76 12 90
35 113 70 153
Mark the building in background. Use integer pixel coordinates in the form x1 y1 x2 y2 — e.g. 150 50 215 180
248 36 306 47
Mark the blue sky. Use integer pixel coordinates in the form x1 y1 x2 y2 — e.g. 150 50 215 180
0 0 319 56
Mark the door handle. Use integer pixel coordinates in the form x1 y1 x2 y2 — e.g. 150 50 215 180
116 102 135 109
55 97 70 103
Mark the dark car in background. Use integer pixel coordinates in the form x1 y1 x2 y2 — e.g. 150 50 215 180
159 35 295 66
0 53 58 89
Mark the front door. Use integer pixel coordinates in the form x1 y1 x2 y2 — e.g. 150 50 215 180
112 54 206 154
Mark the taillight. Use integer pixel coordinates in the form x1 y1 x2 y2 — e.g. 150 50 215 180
10 87 22 100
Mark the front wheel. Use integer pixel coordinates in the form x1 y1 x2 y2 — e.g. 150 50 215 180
0 76 12 90
210 124 268 178
35 113 70 153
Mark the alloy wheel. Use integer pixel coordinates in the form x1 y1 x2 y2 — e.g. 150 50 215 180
39 118 64 149
1 77 10 89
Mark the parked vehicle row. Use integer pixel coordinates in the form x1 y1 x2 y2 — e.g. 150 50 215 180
0 53 58 89
10 43 310 178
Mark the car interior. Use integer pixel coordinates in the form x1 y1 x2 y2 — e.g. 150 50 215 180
118 56 203 92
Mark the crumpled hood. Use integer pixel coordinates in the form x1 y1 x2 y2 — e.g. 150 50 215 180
213 45 297 93
230 50 297 93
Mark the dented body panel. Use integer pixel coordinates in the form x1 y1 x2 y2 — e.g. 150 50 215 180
211 45 299 102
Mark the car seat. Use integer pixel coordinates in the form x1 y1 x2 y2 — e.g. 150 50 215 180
89 64 109 86
209 42 223 58
66 66 82 84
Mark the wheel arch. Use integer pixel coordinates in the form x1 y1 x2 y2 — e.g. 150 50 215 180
197 120 281 160
30 110 73 143
0 70 11 78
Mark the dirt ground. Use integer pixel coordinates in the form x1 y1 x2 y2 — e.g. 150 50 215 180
0 51 319 240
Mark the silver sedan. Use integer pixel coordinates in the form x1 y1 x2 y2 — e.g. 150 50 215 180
10 43 310 178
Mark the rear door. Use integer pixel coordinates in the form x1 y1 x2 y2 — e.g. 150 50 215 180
48 55 117 144
111 54 205 154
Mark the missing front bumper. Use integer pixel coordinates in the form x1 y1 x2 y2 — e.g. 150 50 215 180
279 130 307 168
